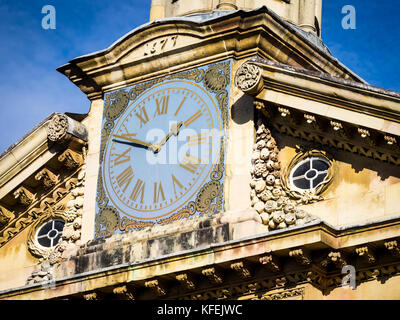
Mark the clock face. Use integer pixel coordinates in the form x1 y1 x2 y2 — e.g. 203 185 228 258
96 62 231 237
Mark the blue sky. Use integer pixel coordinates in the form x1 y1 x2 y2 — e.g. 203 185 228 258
0 0 399 153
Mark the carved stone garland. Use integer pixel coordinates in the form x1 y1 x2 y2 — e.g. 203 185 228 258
250 120 318 231
26 151 87 285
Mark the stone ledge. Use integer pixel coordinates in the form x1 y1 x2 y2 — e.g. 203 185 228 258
3 214 400 299
69 208 264 274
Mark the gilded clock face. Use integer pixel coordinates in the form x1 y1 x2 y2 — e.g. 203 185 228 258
96 62 231 236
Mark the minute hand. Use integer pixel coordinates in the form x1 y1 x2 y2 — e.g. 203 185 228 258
155 121 184 151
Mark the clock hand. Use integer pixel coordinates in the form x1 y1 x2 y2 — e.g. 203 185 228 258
153 121 184 153
112 134 158 152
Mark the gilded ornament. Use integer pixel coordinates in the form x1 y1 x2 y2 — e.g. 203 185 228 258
97 207 120 234
196 181 221 212
105 90 130 121
204 67 227 92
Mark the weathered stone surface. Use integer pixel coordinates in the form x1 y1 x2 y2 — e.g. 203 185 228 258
62 214 235 276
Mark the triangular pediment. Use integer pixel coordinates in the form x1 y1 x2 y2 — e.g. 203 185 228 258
0 113 88 250
57 7 364 100
234 56 400 169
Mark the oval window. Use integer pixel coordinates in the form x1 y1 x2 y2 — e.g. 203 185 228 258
35 219 65 249
289 157 330 192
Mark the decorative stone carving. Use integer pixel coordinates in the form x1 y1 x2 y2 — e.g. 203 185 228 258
202 267 223 284
304 114 316 124
330 121 343 131
26 260 54 286
278 107 290 118
176 273 196 291
0 206 14 230
259 254 280 273
58 149 84 169
384 240 400 258
358 128 375 147
47 113 88 143
330 121 348 139
358 128 370 138
320 251 347 269
113 285 135 300
259 288 305 300
384 135 397 145
230 261 252 279
26 150 87 285
35 168 60 189
13 186 36 207
83 292 99 300
250 119 318 231
355 246 376 265
275 276 287 287
47 113 69 142
234 62 263 94
145 279 166 296
289 248 312 266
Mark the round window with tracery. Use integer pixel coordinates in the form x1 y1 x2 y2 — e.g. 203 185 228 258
35 219 65 249
289 157 330 192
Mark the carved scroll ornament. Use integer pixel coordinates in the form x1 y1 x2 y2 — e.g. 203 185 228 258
234 62 263 95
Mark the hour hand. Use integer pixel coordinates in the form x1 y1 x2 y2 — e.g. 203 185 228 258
112 134 156 151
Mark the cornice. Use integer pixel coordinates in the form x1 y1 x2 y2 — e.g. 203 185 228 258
235 58 400 137
2 214 400 299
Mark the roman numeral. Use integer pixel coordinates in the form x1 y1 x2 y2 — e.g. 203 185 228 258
174 97 187 117
187 133 208 146
154 95 169 117
116 166 134 193
114 123 137 140
171 174 184 195
179 153 201 174
135 106 149 128
113 148 132 166
130 179 145 203
184 110 202 127
153 181 166 203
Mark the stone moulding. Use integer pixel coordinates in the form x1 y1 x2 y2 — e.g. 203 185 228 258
5 216 400 300
0 145 87 251
239 56 400 131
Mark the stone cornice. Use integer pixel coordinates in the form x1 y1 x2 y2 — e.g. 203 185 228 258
0 114 87 196
2 213 400 299
236 58 400 137
57 7 363 100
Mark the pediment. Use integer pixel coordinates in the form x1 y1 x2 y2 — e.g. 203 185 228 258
0 114 88 250
57 7 364 100
234 57 400 170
